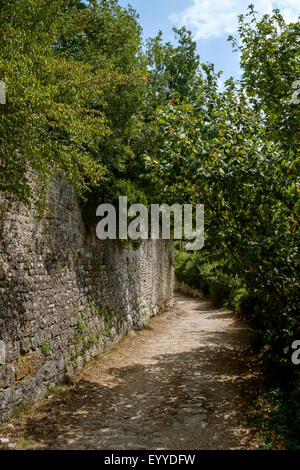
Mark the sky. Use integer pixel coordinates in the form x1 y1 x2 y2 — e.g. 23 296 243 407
119 0 300 83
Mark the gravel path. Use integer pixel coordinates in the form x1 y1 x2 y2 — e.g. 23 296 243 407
3 294 255 450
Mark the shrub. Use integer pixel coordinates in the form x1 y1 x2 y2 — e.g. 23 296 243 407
175 249 247 309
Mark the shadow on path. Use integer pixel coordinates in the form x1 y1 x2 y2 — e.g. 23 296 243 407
8 294 257 450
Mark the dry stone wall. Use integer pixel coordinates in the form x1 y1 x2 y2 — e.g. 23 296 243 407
0 175 174 420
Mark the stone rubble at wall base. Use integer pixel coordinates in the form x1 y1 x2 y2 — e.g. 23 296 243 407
0 175 174 421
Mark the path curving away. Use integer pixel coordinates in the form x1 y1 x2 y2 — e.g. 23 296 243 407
5 294 256 450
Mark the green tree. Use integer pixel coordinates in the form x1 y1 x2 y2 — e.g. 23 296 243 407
146 65 299 366
0 0 109 204
146 27 202 108
0 0 151 206
229 5 300 152
56 0 156 208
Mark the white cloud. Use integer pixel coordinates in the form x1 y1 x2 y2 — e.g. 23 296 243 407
170 0 299 40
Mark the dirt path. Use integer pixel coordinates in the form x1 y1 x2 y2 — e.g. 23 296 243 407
4 294 256 450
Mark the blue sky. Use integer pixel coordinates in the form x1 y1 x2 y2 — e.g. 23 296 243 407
119 0 299 83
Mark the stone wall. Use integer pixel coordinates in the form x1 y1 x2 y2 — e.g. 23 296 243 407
0 175 174 420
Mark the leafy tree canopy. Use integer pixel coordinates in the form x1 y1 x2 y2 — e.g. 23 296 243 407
146 26 202 107
0 0 149 204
